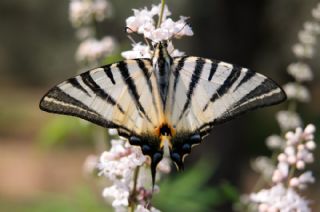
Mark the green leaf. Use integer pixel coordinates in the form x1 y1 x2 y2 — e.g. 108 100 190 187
220 181 240 202
103 53 123 65
37 116 92 148
153 159 229 212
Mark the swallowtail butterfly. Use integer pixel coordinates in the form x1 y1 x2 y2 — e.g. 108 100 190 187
40 41 286 185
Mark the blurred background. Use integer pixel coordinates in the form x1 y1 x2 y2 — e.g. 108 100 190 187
0 0 319 211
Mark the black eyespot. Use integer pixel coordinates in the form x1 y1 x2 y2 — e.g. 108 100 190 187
153 152 163 164
189 134 201 145
182 144 191 153
129 136 141 145
171 152 181 163
142 145 151 154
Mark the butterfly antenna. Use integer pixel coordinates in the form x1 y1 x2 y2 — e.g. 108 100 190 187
125 27 138 44
144 37 154 51
173 19 191 38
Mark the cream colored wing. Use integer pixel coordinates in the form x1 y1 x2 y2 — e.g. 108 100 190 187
40 59 162 137
167 56 286 137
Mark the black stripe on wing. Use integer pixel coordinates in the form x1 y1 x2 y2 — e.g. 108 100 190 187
172 56 188 107
208 60 219 81
178 57 206 120
102 65 116 85
81 71 125 114
234 69 255 91
136 59 153 92
117 61 153 124
136 59 160 115
39 87 132 133
198 77 286 132
67 78 91 96
203 64 242 111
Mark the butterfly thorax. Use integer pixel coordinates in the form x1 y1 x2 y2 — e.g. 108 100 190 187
152 42 173 108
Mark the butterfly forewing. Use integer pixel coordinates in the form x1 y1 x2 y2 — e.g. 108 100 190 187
40 59 161 136
169 56 286 136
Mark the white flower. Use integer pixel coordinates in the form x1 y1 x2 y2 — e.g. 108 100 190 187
145 17 193 42
135 205 161 212
98 139 154 208
290 171 315 190
121 43 152 59
121 42 185 59
69 0 111 27
312 3 320 20
83 154 98 175
251 157 275 179
125 4 193 42
167 41 185 57
126 8 156 33
298 30 316 45
299 171 315 185
304 124 316 136
250 183 310 212
304 21 320 34
99 139 146 183
76 36 117 63
173 16 194 38
305 141 316 150
265 134 284 149
150 4 171 20
283 83 310 103
70 0 92 27
287 62 313 82
103 184 130 208
292 43 315 58
276 110 302 131
272 162 289 183
93 0 111 21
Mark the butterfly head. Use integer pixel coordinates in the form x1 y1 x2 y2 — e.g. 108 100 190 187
152 41 171 63
153 40 168 49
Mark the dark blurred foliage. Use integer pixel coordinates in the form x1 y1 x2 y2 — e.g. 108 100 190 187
1 0 320 211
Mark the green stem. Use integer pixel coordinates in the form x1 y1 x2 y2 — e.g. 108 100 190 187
287 166 296 187
157 0 166 28
288 99 297 112
252 152 278 192
128 166 141 212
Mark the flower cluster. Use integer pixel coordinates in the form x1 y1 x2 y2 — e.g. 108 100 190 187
98 132 171 212
250 184 310 212
241 3 320 212
76 36 117 63
121 4 193 59
249 125 317 211
282 3 320 104
69 0 117 65
273 124 316 185
276 110 302 132
69 0 111 27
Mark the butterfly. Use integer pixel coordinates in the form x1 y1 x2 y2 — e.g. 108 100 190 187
40 41 286 186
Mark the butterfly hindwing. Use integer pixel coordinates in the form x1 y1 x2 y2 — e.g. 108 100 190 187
40 59 162 136
168 56 286 136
